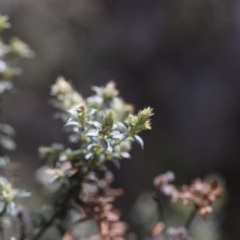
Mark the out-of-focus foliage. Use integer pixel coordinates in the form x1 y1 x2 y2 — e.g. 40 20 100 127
0 15 32 238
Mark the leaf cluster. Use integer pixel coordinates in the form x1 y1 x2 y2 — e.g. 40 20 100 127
40 78 153 179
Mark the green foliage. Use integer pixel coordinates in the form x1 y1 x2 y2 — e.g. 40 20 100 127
39 77 153 181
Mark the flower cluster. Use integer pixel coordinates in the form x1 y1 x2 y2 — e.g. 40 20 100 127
167 227 191 240
178 179 222 220
151 172 223 240
153 172 223 221
61 172 127 240
84 172 127 240
51 76 83 114
34 77 153 239
153 171 178 202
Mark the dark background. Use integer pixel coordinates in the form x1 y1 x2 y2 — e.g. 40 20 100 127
0 0 239 239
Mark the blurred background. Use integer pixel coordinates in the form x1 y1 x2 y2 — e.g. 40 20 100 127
0 0 239 239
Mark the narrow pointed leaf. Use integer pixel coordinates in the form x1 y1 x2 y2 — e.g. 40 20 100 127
134 135 144 149
65 121 80 127
101 139 112 152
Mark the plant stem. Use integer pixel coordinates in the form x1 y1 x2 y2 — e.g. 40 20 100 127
153 191 165 223
31 184 74 240
0 203 6 240
0 226 5 240
31 210 59 240
0 232 4 240
153 191 170 240
70 215 90 228
31 167 93 240
185 206 198 230
18 213 27 240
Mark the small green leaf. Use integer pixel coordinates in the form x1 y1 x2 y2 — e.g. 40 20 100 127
69 134 80 143
87 144 97 151
121 152 131 158
86 130 99 137
0 123 15 136
117 122 128 131
59 154 68 162
101 139 112 152
6 202 16 215
101 139 108 149
0 176 9 185
85 152 93 160
0 156 10 168
0 15 10 30
91 86 101 94
134 135 144 149
102 110 115 131
0 60 7 73
113 159 121 169
15 190 31 198
87 121 101 129
111 133 126 141
72 127 80 133
65 121 80 127
68 109 78 117
87 108 97 115
0 135 16 151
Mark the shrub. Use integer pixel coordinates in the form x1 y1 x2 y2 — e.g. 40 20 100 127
0 16 223 240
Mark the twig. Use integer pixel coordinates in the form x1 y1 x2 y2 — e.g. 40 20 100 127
185 206 197 230
31 210 59 240
152 190 170 240
153 190 165 223
0 226 5 240
32 173 82 240
31 169 89 240
31 186 73 240
0 203 7 240
70 215 90 228
17 205 28 240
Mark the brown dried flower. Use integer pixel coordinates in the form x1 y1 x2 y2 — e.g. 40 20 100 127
178 178 223 220
154 171 178 202
154 172 223 221
167 227 191 240
149 222 165 238
79 172 127 240
51 76 72 95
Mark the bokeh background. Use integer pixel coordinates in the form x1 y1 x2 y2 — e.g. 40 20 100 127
0 0 239 239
